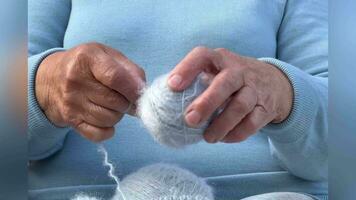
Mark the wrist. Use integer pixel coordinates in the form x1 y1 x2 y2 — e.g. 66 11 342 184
35 51 66 127
270 64 293 123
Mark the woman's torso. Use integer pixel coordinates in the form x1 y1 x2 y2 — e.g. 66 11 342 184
29 1 327 199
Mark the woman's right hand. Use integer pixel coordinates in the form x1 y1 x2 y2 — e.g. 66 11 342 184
35 42 145 142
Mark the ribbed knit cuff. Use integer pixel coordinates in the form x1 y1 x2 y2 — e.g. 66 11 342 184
28 48 69 160
258 58 318 144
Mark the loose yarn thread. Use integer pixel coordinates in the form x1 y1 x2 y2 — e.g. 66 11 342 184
138 73 213 148
98 145 126 200
72 145 126 200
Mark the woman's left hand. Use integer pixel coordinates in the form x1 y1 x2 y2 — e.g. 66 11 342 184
168 47 293 143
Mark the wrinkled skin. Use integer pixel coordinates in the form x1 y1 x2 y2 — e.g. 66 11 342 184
35 42 145 142
168 47 293 143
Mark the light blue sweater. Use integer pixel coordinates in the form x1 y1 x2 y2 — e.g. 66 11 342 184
28 0 328 199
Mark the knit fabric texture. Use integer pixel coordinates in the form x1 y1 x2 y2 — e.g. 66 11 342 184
72 163 214 200
138 73 212 148
240 192 315 200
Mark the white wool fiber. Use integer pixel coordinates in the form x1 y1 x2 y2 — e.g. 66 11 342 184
98 145 126 200
72 145 126 200
71 194 101 200
72 163 214 200
120 163 214 200
138 73 212 148
240 192 315 200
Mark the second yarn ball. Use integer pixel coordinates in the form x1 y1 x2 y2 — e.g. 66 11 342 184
138 73 211 148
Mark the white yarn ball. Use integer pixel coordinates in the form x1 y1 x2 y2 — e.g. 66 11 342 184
138 73 211 148
71 194 101 200
72 164 214 200
240 192 315 200
120 163 214 200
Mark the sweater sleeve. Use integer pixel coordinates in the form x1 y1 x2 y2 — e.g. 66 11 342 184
258 0 328 181
28 0 72 160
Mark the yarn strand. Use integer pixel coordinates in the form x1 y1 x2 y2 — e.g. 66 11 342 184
98 145 127 200
181 78 200 145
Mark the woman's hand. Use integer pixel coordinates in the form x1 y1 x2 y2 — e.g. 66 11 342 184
168 47 293 143
35 42 145 142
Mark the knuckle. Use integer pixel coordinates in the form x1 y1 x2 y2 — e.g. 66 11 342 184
86 42 104 49
64 61 80 84
222 72 237 90
105 68 121 87
199 95 216 110
63 69 77 88
74 45 91 58
100 62 122 86
244 70 258 83
192 46 210 56
228 104 241 117
215 48 230 55
73 52 88 65
70 50 91 71
234 98 250 113
64 70 76 83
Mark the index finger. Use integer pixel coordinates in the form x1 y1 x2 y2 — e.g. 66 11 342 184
101 45 146 84
90 52 143 103
168 46 222 91
184 69 244 127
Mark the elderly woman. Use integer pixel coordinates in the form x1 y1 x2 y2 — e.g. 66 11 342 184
28 0 328 199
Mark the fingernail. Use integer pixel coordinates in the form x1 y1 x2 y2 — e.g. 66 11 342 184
185 110 201 126
168 74 182 88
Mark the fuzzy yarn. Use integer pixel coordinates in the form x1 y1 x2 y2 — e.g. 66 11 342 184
138 73 211 148
240 192 315 200
72 163 214 200
119 163 214 200
72 194 103 200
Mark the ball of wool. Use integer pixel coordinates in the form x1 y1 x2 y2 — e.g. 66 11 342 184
72 194 102 200
119 163 214 200
240 192 315 200
72 164 214 200
138 73 212 148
